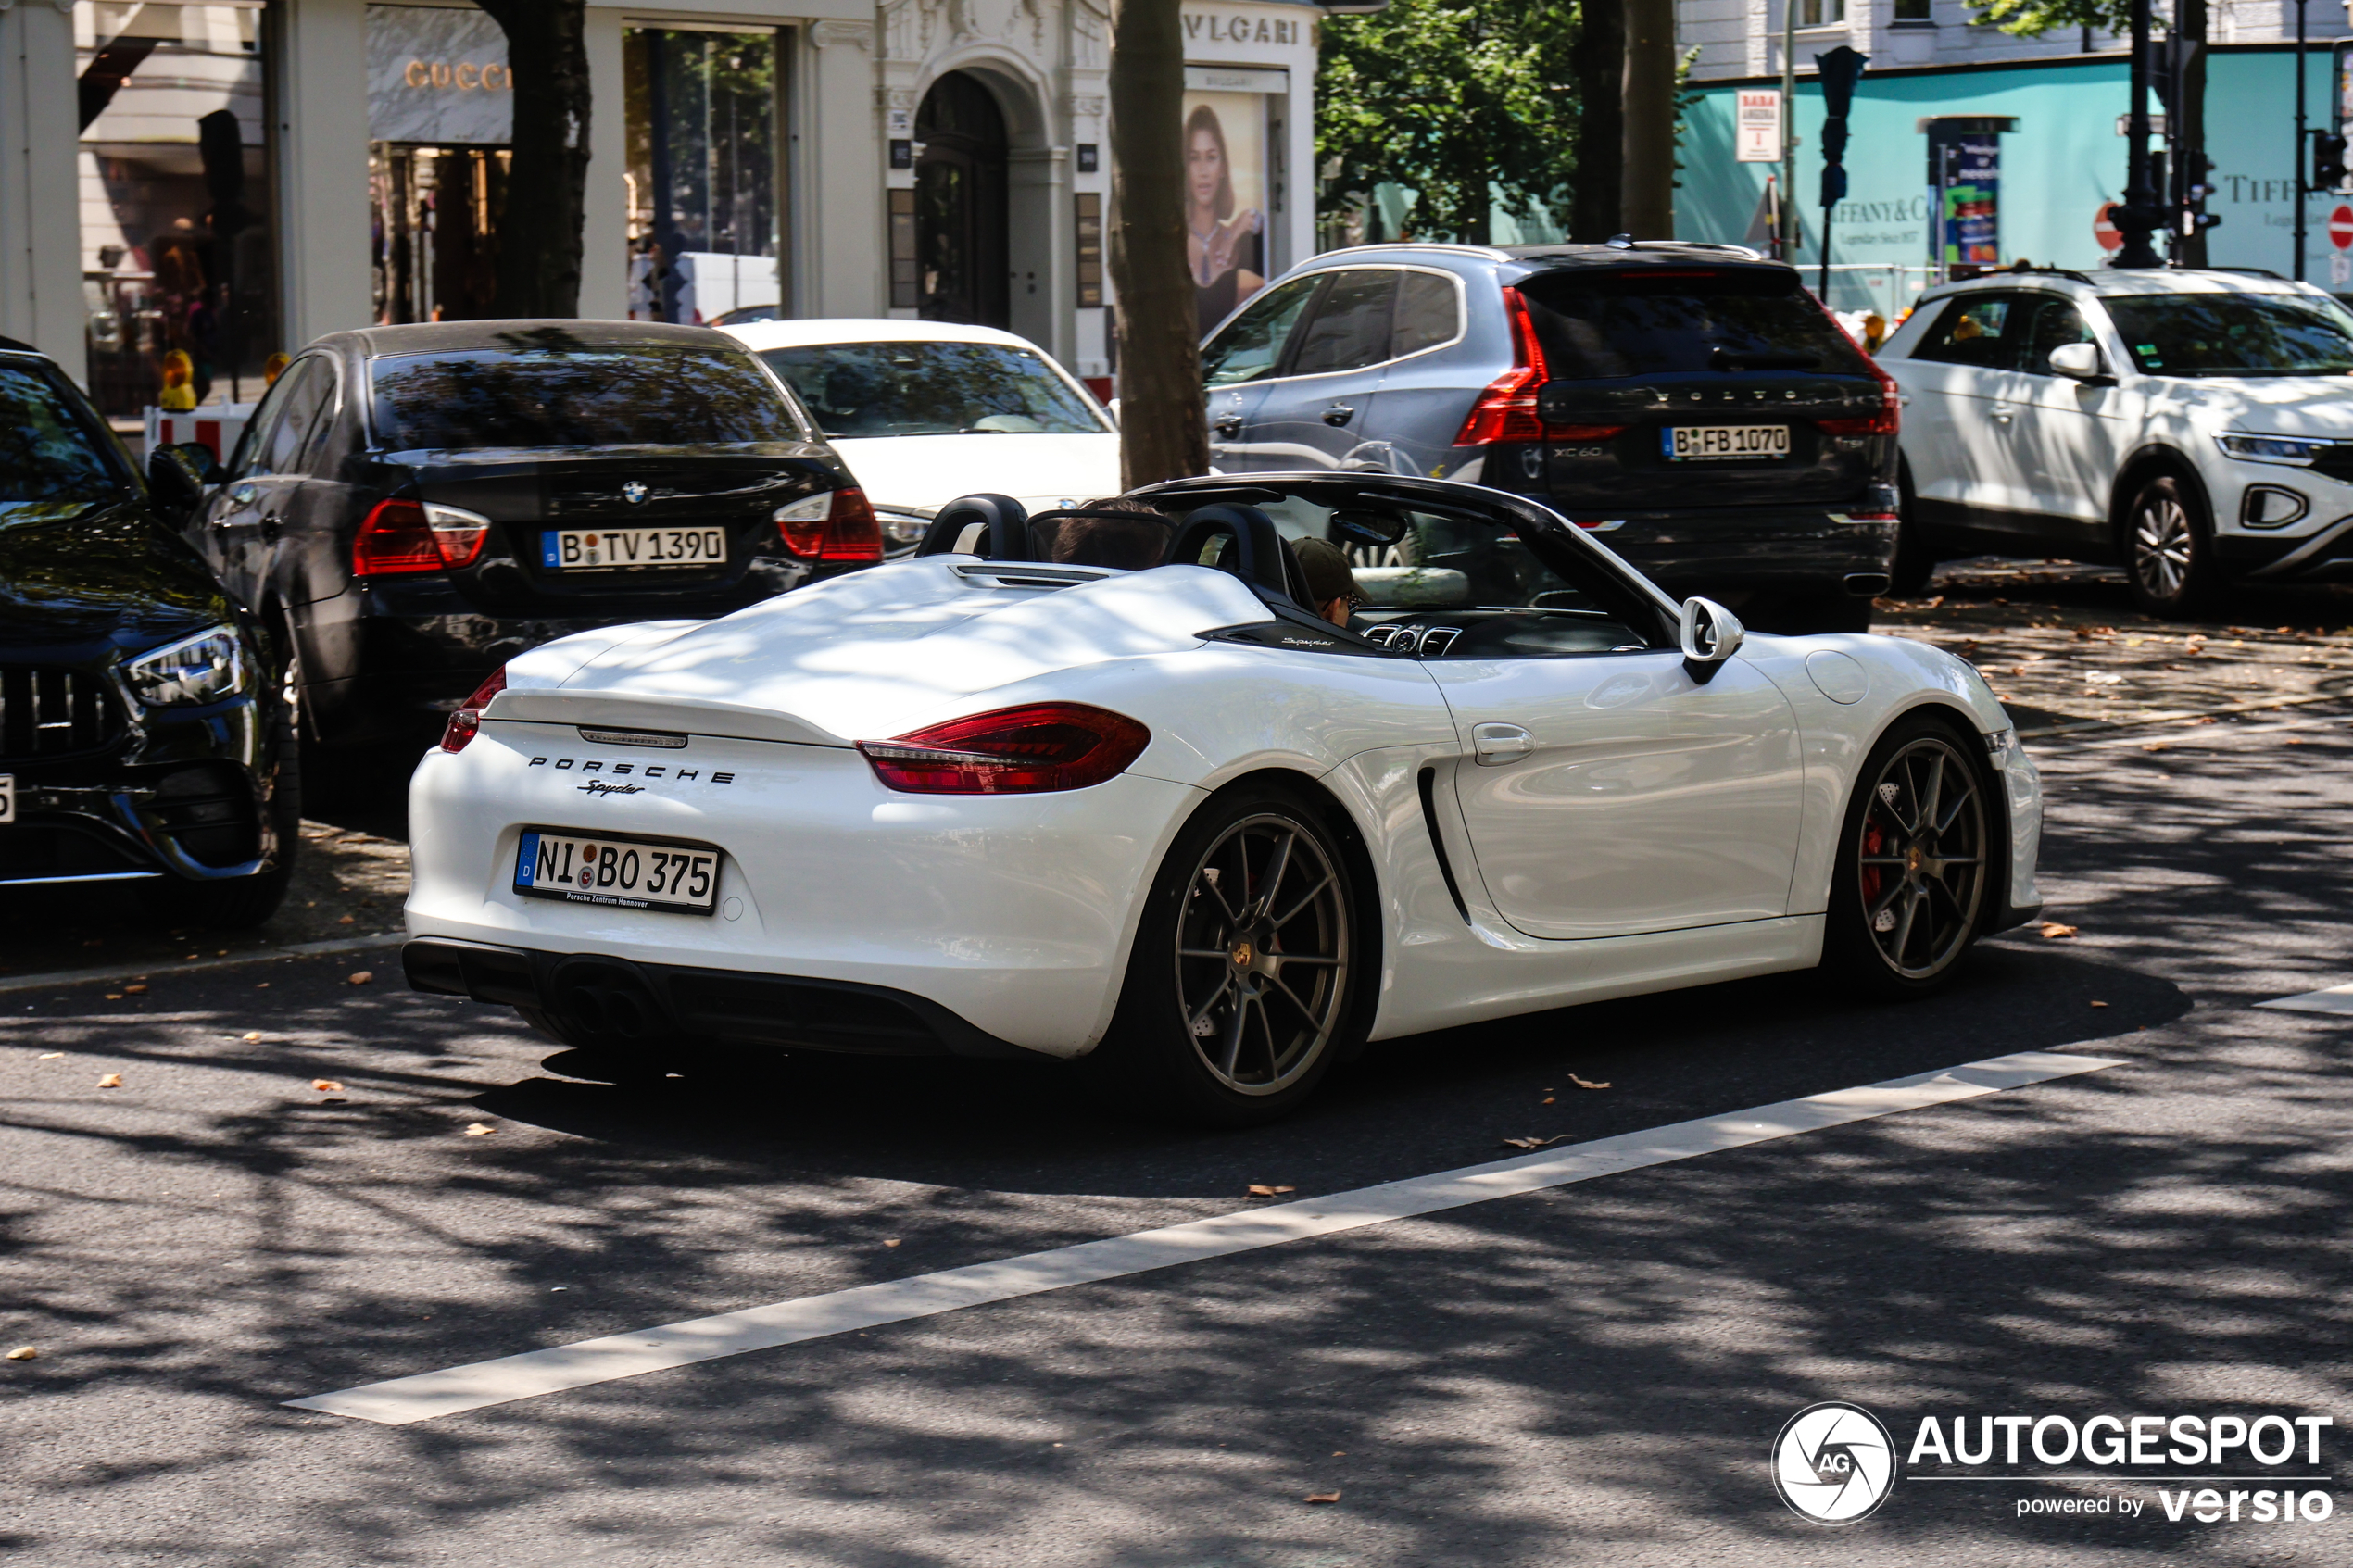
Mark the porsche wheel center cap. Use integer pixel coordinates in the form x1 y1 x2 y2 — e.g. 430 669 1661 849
1230 940 1254 967
1906 844 1926 875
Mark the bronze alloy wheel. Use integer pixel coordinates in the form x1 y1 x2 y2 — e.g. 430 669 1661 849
1172 812 1352 1096
1853 734 1988 982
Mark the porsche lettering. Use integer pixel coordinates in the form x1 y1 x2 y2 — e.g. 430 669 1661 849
528 757 736 784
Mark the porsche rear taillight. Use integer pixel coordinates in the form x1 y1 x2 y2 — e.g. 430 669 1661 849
774 487 884 561
438 666 506 753
353 498 491 576
857 703 1151 795
1453 285 1552 446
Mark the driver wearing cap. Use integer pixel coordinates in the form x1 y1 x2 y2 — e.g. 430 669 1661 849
1291 536 1360 628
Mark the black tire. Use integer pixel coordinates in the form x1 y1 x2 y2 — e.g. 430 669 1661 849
1821 715 1994 998
1081 784 1369 1127
1887 468 1937 597
2122 471 2218 620
137 655 302 931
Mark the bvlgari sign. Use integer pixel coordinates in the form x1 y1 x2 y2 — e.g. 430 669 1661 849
367 5 512 145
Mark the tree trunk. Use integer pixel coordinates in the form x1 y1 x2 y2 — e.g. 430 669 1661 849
1620 0 1677 239
1571 0 1625 241
1109 0 1208 489
478 0 592 318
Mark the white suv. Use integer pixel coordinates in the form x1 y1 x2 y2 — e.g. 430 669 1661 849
1877 266 2353 616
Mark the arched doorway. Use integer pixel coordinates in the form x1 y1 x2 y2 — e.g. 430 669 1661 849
914 72 1008 327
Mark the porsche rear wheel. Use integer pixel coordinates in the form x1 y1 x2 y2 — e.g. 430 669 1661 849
1087 787 1365 1126
1823 718 1993 997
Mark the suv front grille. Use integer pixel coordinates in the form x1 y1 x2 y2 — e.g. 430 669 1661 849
0 667 122 762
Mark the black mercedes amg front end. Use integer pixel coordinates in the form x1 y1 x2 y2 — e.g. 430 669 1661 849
2 344 296 928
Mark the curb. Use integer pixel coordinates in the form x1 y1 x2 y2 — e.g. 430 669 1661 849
0 933 406 997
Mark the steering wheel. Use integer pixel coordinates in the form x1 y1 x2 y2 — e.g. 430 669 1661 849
916 494 1032 560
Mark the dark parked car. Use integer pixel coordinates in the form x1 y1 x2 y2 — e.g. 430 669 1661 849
0 338 296 927
182 320 877 753
1199 242 1902 631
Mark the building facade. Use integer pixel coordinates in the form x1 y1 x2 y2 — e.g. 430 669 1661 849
1675 0 2353 311
3 0 1320 420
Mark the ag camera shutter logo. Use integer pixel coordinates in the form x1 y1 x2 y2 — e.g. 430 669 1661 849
1773 1402 1898 1524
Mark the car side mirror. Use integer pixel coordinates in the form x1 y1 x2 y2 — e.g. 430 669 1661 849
1679 596 1744 684
2047 342 2111 383
145 442 218 520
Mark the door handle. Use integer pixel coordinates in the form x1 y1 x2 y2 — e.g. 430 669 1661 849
1322 404 1355 426
1471 721 1536 766
1213 415 1243 438
1991 404 2015 423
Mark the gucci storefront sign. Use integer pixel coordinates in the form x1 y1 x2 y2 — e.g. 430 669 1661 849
367 4 512 145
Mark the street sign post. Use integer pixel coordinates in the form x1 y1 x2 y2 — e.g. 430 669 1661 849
1737 90 1783 163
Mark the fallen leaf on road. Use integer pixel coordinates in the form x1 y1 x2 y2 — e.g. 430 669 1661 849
2039 922 2078 939
1333 1450 1348 1457
96 1073 122 1088
2142 743 2167 752
38 1052 62 1060
462 1123 495 1136
1567 1073 1611 1090
104 994 120 1001
123 984 146 995
2089 1000 2109 1008
883 1239 901 1248
1246 1184 1297 1197
347 971 372 985
2190 714 2218 724
1502 1135 1569 1150
2285 737 2307 746
4 1347 34 1361
242 1032 264 1043
338 914 355 924
1304 1492 1341 1505
312 1080 342 1093
1541 1096 1556 1104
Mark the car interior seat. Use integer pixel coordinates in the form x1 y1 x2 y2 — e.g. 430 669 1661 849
916 494 1032 559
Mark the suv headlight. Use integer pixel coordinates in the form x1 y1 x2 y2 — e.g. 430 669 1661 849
2218 433 2331 464
125 626 249 708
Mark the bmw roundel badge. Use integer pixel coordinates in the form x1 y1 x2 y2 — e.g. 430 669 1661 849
622 481 649 505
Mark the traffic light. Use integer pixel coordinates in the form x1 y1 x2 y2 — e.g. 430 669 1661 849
2314 132 2348 190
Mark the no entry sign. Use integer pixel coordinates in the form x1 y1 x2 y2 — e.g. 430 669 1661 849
2330 204 2353 250
2094 203 2122 251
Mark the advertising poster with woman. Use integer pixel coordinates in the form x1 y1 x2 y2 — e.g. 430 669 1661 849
1183 91 1267 336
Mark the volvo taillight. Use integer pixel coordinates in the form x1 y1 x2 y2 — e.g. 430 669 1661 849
438 667 506 753
856 703 1151 795
1813 296 1903 437
353 498 492 576
1453 286 1553 447
774 487 884 561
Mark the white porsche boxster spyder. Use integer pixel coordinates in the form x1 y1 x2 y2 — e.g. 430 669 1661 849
403 473 2043 1124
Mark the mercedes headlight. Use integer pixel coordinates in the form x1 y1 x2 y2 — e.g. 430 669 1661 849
126 626 249 708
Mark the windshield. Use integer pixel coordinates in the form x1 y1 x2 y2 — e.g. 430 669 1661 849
0 363 122 503
369 341 811 451
1516 268 1872 379
759 341 1108 438
2101 292 2353 377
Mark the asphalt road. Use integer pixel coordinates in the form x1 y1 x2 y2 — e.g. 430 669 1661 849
4 703 2351 1562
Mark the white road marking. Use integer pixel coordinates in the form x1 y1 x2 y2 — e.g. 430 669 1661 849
287 1048 2122 1426
2256 983 2353 1016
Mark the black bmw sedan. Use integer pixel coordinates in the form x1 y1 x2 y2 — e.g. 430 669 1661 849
0 340 296 928
182 320 876 755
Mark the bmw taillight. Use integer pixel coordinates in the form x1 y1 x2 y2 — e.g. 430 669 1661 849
774 487 884 561
353 498 493 576
857 703 1151 794
1453 286 1553 446
438 666 506 753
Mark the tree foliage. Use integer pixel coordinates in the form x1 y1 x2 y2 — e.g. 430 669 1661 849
1316 0 1580 245
1962 0 2133 38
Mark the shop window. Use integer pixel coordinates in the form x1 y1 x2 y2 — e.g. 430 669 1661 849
1894 0 1933 18
624 28 783 324
76 0 279 423
367 5 514 325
